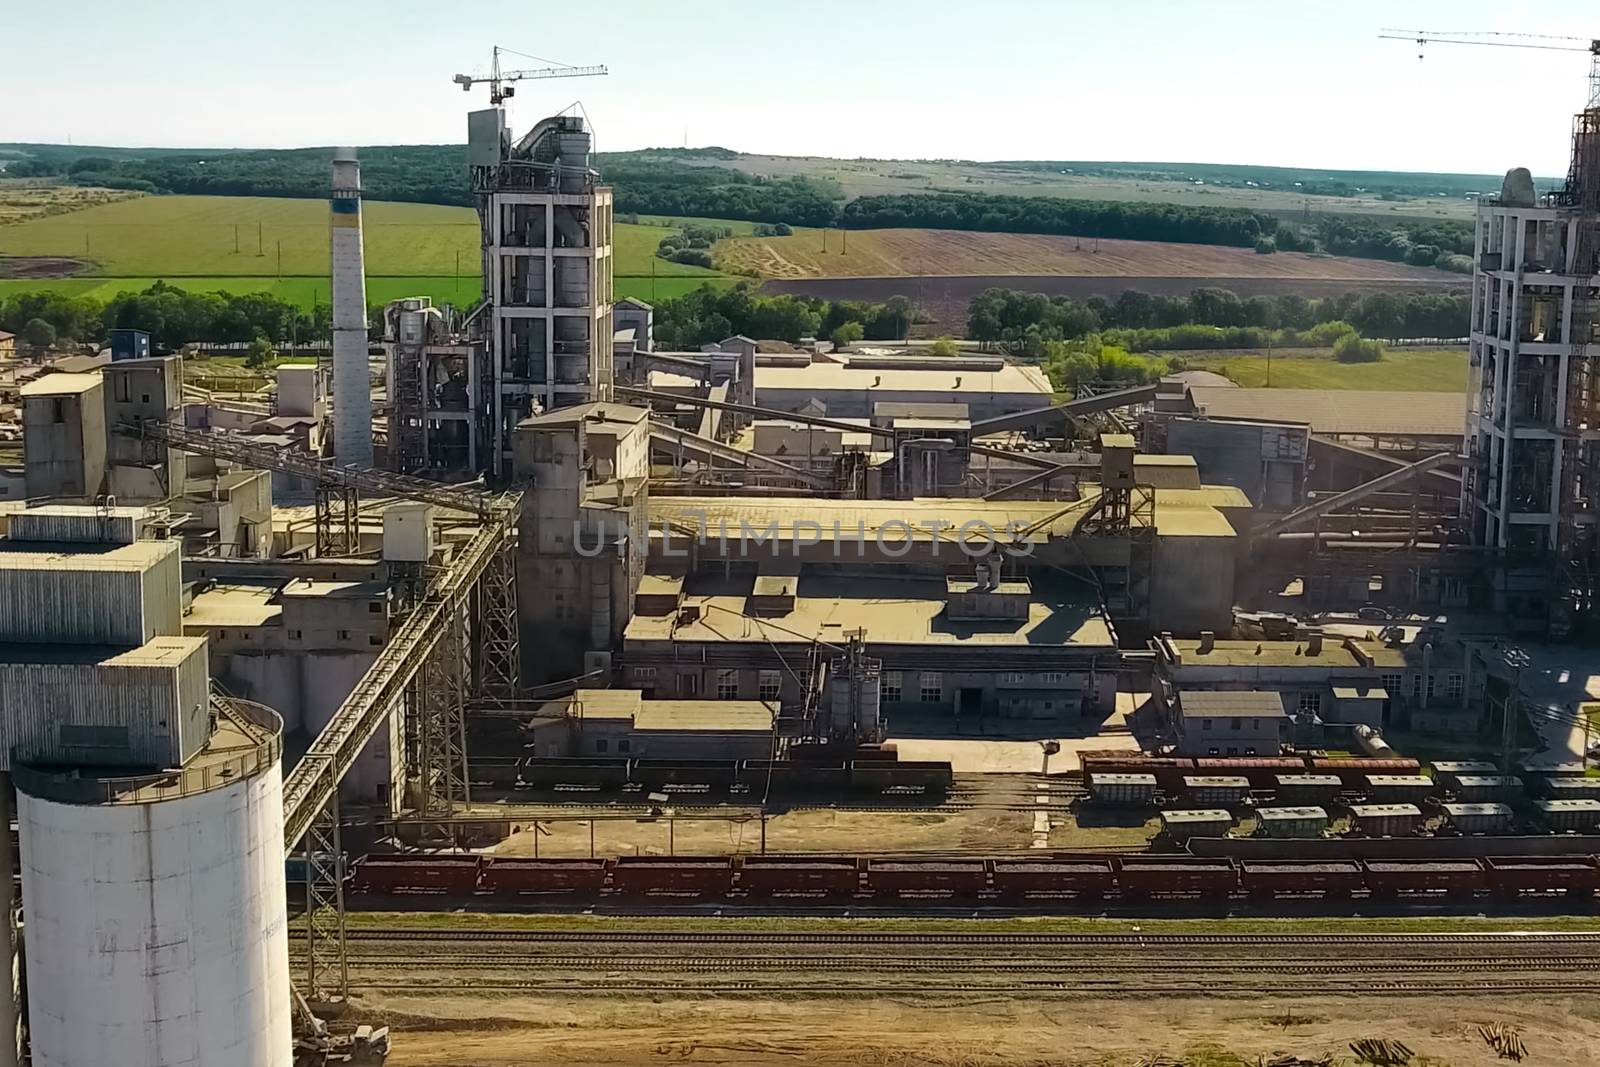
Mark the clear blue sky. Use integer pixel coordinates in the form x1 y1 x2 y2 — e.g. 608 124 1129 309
3 0 1592 174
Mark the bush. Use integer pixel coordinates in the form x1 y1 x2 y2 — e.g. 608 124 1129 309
930 336 958 356
830 321 864 348
666 248 715 268
1333 333 1384 363
1253 236 1277 255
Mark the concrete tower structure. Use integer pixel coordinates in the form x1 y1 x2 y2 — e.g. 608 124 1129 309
330 151 373 466
0 505 292 1067
470 109 614 475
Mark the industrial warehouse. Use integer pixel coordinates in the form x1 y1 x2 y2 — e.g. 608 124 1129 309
3 20 1600 1067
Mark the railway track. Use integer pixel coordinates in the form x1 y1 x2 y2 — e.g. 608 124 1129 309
306 954 1600 972
306 927 1600 947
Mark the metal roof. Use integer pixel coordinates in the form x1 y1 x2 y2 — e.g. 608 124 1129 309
756 362 1051 397
1177 690 1287 718
20 373 101 397
1187 387 1465 437
633 700 773 733
518 402 650 429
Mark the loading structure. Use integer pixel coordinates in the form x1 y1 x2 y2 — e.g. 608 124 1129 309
119 418 522 999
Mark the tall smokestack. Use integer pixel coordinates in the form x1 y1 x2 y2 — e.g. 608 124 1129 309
330 150 372 466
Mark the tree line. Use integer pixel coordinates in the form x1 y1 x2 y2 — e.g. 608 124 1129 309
651 283 915 350
967 286 1470 356
1 282 332 352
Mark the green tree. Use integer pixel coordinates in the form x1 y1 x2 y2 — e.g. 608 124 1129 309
244 335 276 370
21 318 56 352
830 321 864 348
930 336 958 356
1253 236 1277 254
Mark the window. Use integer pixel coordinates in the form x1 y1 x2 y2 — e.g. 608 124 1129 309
1000 672 1026 686
595 738 608 753
1426 674 1437 699
368 602 383 613
1411 674 1423 699
1251 718 1261 730
882 671 902 701
920 672 943 703
1040 672 1064 685
1231 717 1242 731
680 674 698 697
617 739 630 753
759 670 781 702
288 629 302 640
1446 672 1464 700
113 376 130 402
1380 672 1402 694
1297 692 1322 715
140 393 150 404
337 629 351 641
717 669 739 700
1201 718 1213 731
369 635 383 647
634 666 656 682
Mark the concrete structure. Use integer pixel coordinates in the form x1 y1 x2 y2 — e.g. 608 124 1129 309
382 297 481 473
754 353 1051 423
21 373 105 501
1170 689 1287 756
0 506 291 1066
1181 386 1465 443
514 402 649 682
1166 416 1307 509
1464 166 1600 558
529 689 774 759
471 108 614 473
1153 631 1475 734
104 357 186 501
329 151 372 466
107 328 151 362
0 331 13 358
613 297 653 353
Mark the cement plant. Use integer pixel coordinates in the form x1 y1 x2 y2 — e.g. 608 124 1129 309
2 18 1600 1067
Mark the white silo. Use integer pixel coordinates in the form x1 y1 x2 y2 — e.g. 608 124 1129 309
331 150 373 466
0 506 293 1067
15 702 292 1067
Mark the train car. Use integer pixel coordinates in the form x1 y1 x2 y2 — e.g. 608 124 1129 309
1254 806 1329 839
1541 777 1600 801
1194 757 1305 790
1348 803 1424 837
864 859 987 898
1114 856 1237 900
1536 798 1600 832
1431 761 1498 791
610 856 734 898
1485 855 1600 898
1362 859 1486 898
990 860 1116 900
743 760 850 792
518 757 631 789
1181 776 1251 807
630 759 741 790
478 857 608 896
1311 757 1422 788
349 854 482 895
1452 776 1523 802
1159 808 1233 843
1364 774 1436 805
849 760 953 792
1080 756 1193 794
471 757 522 789
1089 772 1158 806
737 856 860 898
1239 860 1364 898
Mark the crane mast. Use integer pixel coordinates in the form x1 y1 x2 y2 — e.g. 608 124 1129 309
452 45 608 104
1379 29 1600 108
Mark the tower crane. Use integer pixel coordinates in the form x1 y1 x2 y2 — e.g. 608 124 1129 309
452 45 607 105
1379 29 1600 108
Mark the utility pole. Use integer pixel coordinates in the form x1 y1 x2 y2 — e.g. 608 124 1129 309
277 241 282 280
1500 647 1530 805
234 224 240 253
1266 337 1273 387
257 220 264 256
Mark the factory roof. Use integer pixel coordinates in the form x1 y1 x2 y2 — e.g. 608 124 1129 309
571 689 643 720
279 577 387 600
624 573 1114 650
1331 685 1389 700
184 581 282 628
756 360 1051 397
0 635 204 668
518 402 650 430
1176 690 1287 719
634 700 774 733
1153 506 1237 538
20 372 101 397
1186 387 1466 437
1160 636 1408 669
0 538 173 573
648 370 702 390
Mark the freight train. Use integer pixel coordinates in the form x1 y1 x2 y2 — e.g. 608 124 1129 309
344 851 1600 903
470 756 954 794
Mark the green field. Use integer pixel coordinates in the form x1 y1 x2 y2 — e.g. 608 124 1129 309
0 194 734 309
1178 346 1467 391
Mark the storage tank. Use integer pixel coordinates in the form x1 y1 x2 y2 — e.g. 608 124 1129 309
14 700 292 1067
1352 725 1396 758
1255 805 1329 839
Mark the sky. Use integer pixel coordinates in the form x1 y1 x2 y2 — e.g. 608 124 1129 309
2 0 1594 175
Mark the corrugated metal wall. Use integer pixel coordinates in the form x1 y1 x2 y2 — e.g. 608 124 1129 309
0 543 180 645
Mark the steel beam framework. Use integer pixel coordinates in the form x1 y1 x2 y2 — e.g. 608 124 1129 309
301 794 348 1000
